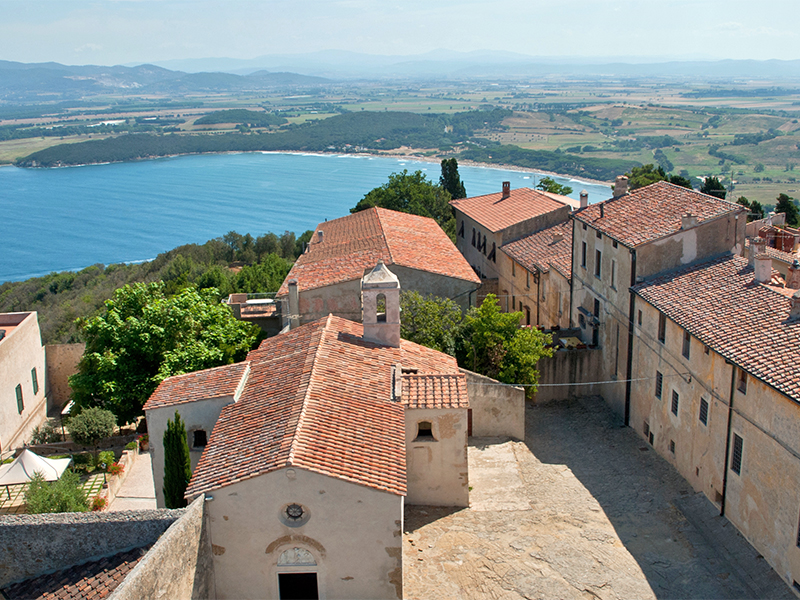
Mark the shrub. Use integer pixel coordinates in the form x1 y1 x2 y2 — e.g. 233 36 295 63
96 450 115 470
69 407 116 456
163 412 191 509
107 462 124 476
91 495 107 511
30 422 62 445
25 471 88 513
125 440 138 450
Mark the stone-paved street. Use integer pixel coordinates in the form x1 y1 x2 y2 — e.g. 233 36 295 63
403 397 794 600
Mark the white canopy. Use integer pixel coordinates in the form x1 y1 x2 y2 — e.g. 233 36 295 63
0 449 72 486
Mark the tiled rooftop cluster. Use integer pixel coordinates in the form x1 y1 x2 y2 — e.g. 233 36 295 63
574 181 744 247
277 207 479 295
401 373 469 409
449 187 569 233
634 254 800 403
144 362 249 410
501 221 574 280
0 546 148 600
184 315 464 498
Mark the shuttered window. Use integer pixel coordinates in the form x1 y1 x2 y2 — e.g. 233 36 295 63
731 434 744 475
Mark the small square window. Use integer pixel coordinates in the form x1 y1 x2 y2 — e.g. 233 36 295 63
192 429 208 448
415 421 435 441
704 345 710 355
731 434 743 475
699 398 709 426
596 230 602 239
658 313 666 343
682 330 691 359
582 223 587 231
655 371 663 399
669 440 675 454
671 390 679 416
31 368 39 396
738 369 747 394
612 240 618 248
15 384 24 414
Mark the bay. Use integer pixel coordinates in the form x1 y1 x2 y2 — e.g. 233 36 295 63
0 152 611 284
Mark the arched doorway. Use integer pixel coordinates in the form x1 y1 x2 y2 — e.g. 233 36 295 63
277 547 319 600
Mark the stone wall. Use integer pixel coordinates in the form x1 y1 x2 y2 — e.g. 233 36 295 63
110 496 215 600
460 368 525 440
534 348 605 404
44 343 84 412
0 507 181 587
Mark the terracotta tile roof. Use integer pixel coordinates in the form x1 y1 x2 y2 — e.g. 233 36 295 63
744 238 799 265
633 254 800 403
401 373 469 409
0 546 148 600
143 363 249 411
185 315 462 498
573 181 744 247
449 187 569 233
277 207 479 295
501 221 573 280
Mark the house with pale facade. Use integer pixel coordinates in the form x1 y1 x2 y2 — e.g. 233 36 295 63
629 252 800 591
144 262 522 599
275 207 481 326
0 312 47 456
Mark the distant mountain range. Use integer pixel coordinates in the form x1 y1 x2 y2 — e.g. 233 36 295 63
0 60 332 102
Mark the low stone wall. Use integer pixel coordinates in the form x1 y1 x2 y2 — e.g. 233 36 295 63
95 444 139 508
19 433 138 457
0 507 181 587
461 368 525 440
534 348 604 403
44 343 84 413
110 496 215 600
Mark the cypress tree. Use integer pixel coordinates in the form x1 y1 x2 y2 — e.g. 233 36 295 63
163 411 191 509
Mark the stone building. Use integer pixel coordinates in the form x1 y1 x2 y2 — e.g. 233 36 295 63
629 253 800 591
143 263 522 599
0 312 47 455
449 182 574 289
275 207 480 325
570 179 746 422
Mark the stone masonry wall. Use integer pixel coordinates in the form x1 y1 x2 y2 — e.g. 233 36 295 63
44 343 84 413
0 507 181 587
110 496 214 600
460 368 525 440
534 348 605 404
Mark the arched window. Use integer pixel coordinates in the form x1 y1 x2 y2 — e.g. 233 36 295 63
415 421 435 441
376 293 387 322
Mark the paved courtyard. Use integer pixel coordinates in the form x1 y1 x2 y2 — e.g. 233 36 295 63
107 450 156 511
403 396 794 600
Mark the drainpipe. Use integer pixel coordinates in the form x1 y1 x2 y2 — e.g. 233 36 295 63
720 362 736 517
536 269 541 326
624 249 637 427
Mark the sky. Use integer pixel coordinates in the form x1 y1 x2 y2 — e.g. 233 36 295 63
1 0 799 66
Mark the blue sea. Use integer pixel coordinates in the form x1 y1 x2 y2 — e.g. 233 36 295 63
0 152 612 284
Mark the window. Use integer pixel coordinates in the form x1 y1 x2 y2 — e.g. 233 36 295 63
796 509 800 547
415 421 434 441
192 429 208 448
581 242 587 268
612 240 618 249
610 260 616 288
542 281 547 300
649 431 654 445
595 250 602 278
582 223 587 231
15 384 23 414
526 270 530 288
488 243 496 263
655 371 663 399
671 390 679 415
596 229 602 239
731 434 743 475
471 227 476 247
524 306 531 326
699 398 709 426
682 330 691 359
519 301 523 312
458 220 464 238
31 368 39 395
512 261 516 277
479 234 487 255
658 313 666 343
704 345 710 355
512 295 516 311
738 369 747 394
669 440 675 454
643 421 650 438
638 310 642 326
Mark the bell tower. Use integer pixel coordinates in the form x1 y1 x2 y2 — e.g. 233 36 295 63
361 260 401 347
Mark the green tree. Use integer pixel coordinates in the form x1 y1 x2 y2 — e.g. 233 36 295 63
351 170 456 240
736 196 765 222
754 163 765 173
776 193 800 226
457 295 552 397
700 176 726 199
667 174 693 189
69 282 259 424
535 176 573 196
163 411 191 509
25 471 88 514
400 291 463 355
68 407 116 460
624 164 693 191
440 158 467 200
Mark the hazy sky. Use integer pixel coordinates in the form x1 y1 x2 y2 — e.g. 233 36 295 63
1 0 799 65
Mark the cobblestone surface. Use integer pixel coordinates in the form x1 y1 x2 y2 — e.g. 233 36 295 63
403 397 794 600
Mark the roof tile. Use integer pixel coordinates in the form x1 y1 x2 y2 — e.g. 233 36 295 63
450 187 570 233
501 221 573 280
143 362 249 411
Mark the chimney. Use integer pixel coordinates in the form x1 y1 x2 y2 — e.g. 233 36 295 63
502 181 511 199
786 259 800 290
361 261 401 347
613 176 628 198
754 254 772 284
749 237 766 267
551 233 564 244
600 203 605 218
579 190 589 208
287 278 300 330
681 213 698 230
317 229 324 243
790 290 800 320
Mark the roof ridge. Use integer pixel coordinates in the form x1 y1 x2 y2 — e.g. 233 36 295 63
287 314 333 466
374 207 396 266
